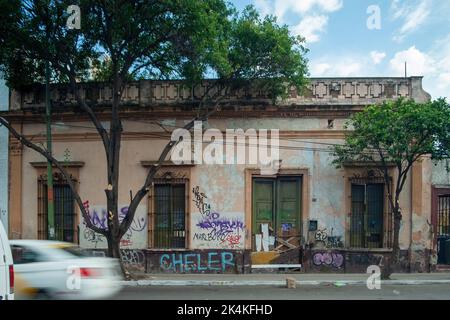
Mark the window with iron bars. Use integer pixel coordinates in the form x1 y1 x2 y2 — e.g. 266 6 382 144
349 177 393 249
150 179 188 249
436 194 450 264
38 174 77 243
437 195 450 237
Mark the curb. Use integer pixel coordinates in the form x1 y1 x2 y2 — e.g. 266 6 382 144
119 279 450 287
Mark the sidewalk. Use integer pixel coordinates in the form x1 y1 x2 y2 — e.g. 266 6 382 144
120 272 450 287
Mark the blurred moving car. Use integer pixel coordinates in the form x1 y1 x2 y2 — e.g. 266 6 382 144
0 220 14 300
10 240 123 300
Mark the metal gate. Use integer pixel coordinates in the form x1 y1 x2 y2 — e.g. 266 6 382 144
436 194 450 264
350 183 385 248
153 183 187 248
38 175 76 242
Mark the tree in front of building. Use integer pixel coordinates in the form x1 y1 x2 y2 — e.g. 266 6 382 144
0 1 308 276
332 98 450 278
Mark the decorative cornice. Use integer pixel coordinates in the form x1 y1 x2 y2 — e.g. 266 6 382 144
140 161 195 168
343 161 397 168
0 108 361 123
7 77 431 113
30 161 85 168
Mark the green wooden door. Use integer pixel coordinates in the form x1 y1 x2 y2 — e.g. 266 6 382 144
252 177 302 249
277 177 301 238
252 179 275 236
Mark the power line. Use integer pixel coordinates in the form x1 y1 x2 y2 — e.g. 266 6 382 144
28 119 381 155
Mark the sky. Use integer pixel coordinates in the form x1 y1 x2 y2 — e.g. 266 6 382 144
231 0 450 100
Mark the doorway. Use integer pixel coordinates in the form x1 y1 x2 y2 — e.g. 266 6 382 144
434 189 450 264
252 176 302 250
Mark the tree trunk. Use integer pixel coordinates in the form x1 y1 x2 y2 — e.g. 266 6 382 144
106 234 121 259
106 232 130 279
381 207 402 280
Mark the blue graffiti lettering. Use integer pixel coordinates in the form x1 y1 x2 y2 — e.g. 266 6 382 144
160 254 172 270
159 252 235 273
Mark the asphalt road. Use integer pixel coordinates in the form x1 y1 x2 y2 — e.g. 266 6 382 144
113 284 450 300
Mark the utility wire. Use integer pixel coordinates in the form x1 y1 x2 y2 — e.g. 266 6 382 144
27 120 381 156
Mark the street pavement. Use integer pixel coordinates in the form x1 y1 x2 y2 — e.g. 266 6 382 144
113 283 450 300
121 272 450 287
111 272 450 300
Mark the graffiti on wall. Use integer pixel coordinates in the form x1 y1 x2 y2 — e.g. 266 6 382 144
192 186 214 218
79 200 147 249
194 214 245 248
312 252 344 269
314 227 343 248
159 251 235 272
121 249 145 266
191 186 245 249
88 249 145 268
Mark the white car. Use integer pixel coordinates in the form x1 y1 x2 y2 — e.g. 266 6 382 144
0 220 14 300
10 240 123 300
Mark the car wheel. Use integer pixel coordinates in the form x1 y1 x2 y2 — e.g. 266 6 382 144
35 289 52 300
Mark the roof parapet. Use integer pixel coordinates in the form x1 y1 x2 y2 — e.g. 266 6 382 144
9 77 431 111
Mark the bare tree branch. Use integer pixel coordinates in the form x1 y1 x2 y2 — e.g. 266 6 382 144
119 101 223 238
0 116 107 236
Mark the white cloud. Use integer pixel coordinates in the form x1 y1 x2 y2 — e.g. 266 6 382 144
370 51 386 65
253 0 343 44
427 35 450 98
389 46 435 77
391 0 406 20
311 63 331 76
334 62 363 77
274 0 342 21
391 0 431 42
254 0 272 18
291 15 328 43
436 73 450 90
310 56 368 77
308 40 449 99
388 40 450 99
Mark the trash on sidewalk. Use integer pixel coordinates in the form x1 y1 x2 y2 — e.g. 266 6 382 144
286 277 296 289
333 281 347 287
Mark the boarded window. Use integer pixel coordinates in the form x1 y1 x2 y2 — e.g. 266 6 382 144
154 183 186 248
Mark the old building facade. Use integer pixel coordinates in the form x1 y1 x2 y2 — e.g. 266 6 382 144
2 76 450 273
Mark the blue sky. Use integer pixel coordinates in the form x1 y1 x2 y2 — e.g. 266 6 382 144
231 0 450 99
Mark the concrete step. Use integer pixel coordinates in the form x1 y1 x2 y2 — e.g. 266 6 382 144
435 265 450 272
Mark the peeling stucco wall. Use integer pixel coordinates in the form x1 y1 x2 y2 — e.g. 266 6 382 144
18 117 421 256
432 160 450 186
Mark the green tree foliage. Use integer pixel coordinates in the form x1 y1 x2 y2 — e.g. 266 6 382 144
0 0 309 273
332 98 450 277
